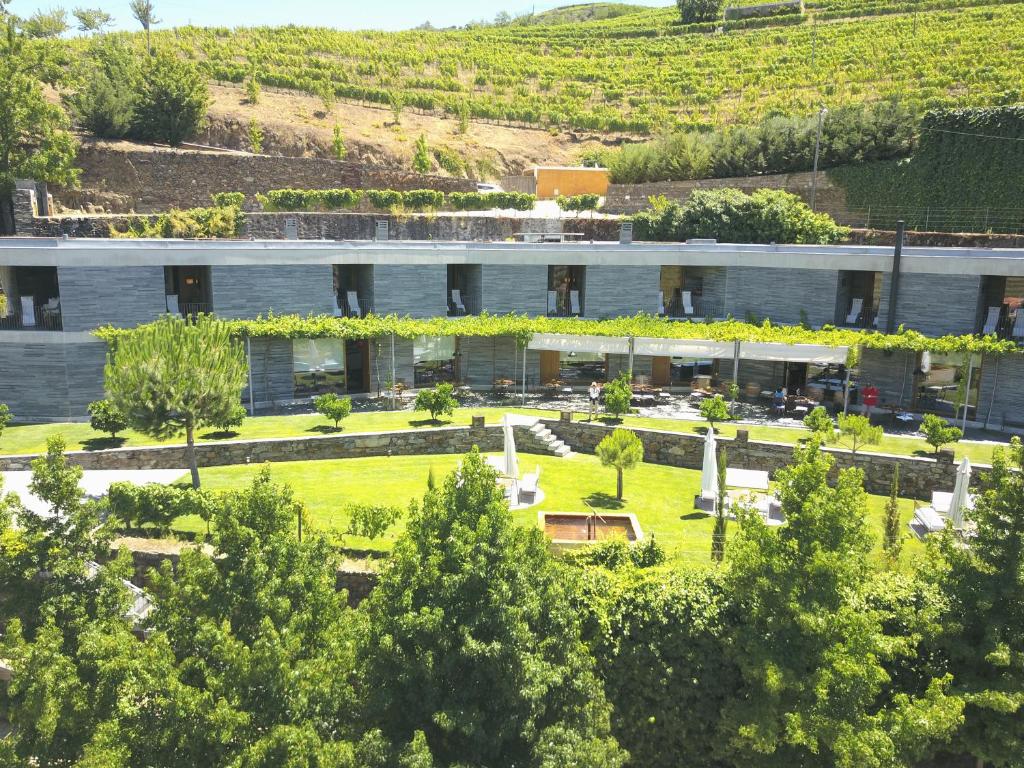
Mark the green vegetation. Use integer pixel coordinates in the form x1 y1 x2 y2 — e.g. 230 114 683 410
836 412 884 454
110 202 244 238
595 427 644 499
130 50 209 146
633 188 848 244
413 382 458 422
86 399 128 440
602 372 633 419
411 133 431 173
883 463 902 560
699 393 731 427
257 187 537 212
313 392 353 429
0 403 11 437
921 412 964 454
105 315 248 488
802 404 834 437
677 0 724 24
831 106 1024 231
556 193 602 213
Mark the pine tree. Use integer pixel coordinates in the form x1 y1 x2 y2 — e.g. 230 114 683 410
412 134 431 174
712 447 728 563
104 315 248 488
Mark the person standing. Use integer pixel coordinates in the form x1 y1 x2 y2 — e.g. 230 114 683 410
588 381 601 421
861 381 879 419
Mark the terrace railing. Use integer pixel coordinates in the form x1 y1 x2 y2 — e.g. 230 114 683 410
0 302 63 331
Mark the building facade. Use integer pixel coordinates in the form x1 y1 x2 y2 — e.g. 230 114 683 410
2 237 1024 429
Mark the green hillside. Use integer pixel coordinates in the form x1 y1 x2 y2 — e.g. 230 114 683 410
97 0 1023 135
500 2 655 26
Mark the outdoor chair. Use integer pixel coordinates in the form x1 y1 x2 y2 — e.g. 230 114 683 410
682 290 694 316
332 296 344 317
845 297 863 325
519 466 541 504
165 294 179 315
451 289 466 315
346 291 362 317
658 291 666 316
569 290 581 316
1012 312 1024 339
548 290 558 315
982 306 1001 335
20 296 35 327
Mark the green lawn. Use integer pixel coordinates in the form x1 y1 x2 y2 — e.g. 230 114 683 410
1 406 1006 466
172 453 925 567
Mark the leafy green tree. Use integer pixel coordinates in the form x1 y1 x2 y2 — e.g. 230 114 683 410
595 427 643 500
247 118 263 153
676 0 723 24
802 405 834 437
244 72 260 104
314 392 353 429
332 124 347 159
883 464 903 561
712 446 728 562
602 372 632 420
389 92 405 124
413 382 457 422
0 402 11 436
357 450 627 767
129 0 159 54
130 50 210 146
104 314 248 488
66 37 140 139
72 7 113 32
412 133 432 174
718 439 962 767
933 437 1024 766
345 503 403 540
210 402 246 434
920 413 963 455
699 393 731 428
0 23 79 210
836 412 883 455
21 8 69 38
87 398 129 439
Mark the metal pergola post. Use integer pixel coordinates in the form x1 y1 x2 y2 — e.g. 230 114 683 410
245 335 255 416
390 333 396 410
961 356 974 431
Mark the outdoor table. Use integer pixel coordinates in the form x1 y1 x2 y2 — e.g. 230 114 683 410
725 468 770 491
493 378 515 396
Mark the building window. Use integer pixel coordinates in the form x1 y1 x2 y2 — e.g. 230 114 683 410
547 266 585 316
293 338 346 397
670 357 715 385
914 352 981 419
559 351 605 382
414 335 457 387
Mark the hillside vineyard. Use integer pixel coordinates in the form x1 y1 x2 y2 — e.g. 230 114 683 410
108 1 1024 133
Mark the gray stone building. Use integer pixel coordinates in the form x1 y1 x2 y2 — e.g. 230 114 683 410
2 236 1023 430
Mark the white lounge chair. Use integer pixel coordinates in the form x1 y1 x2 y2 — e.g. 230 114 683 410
658 291 665 316
519 465 541 503
682 290 694 316
333 295 344 317
20 295 35 327
846 297 863 325
451 289 466 315
725 467 770 491
569 290 581 316
165 294 179 315
910 506 946 539
1012 312 1024 339
548 290 558 315
982 306 1001 335
346 290 361 317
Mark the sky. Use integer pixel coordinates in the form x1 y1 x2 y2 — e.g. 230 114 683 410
8 0 671 32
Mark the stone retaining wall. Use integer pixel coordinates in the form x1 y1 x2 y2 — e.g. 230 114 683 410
544 418 976 500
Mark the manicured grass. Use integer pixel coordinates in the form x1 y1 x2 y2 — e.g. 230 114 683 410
173 453 925 567
1 406 1006 466
0 407 561 457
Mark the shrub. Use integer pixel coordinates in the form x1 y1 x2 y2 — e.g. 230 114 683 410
313 392 352 429
414 383 458 422
320 188 362 209
332 124 347 160
110 205 245 239
210 403 246 434
699 394 731 428
366 189 404 210
836 413 883 454
247 119 264 153
412 134 432 174
920 413 963 455
595 427 644 500
402 189 445 210
564 536 664 570
433 145 465 176
245 74 260 105
0 403 11 437
211 192 245 208
676 0 723 24
87 399 128 439
107 481 217 533
556 193 601 213
68 68 136 139
345 503 403 540
130 51 210 146
803 406 835 437
447 191 536 211
603 373 632 420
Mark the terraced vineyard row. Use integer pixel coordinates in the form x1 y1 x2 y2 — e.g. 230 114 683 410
130 2 1024 133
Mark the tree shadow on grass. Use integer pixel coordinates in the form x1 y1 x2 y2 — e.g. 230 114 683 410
307 424 343 434
198 430 240 441
680 512 707 521
584 492 624 510
408 418 453 428
595 416 623 426
81 436 127 451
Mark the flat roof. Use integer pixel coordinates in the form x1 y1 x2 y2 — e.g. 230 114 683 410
2 237 1024 276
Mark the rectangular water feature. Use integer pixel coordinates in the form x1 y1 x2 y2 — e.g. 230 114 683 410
539 511 643 548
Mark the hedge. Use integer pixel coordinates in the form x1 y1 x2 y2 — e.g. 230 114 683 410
258 188 537 213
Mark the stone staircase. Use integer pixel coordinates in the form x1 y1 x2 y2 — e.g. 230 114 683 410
527 421 573 458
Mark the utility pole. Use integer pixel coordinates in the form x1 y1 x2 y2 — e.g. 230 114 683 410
810 106 828 212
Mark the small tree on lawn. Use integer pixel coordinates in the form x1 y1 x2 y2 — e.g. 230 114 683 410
920 413 963 455
882 464 902 562
313 392 352 429
596 428 644 501
210 402 246 434
603 372 632 421
0 403 11 437
87 399 128 439
836 413 883 455
712 447 728 563
803 405 834 438
414 382 458 423
105 314 248 489
700 394 731 429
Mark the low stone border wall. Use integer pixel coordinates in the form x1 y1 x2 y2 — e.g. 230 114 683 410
544 418 977 500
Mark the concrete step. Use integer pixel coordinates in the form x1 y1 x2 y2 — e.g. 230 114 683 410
525 421 573 458
553 444 573 457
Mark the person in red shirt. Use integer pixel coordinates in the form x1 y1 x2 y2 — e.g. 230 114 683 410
861 382 880 418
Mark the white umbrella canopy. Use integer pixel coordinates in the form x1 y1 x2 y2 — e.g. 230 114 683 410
503 415 519 482
949 457 972 529
700 427 718 502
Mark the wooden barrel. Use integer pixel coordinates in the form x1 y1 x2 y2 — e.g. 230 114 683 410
744 382 761 398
